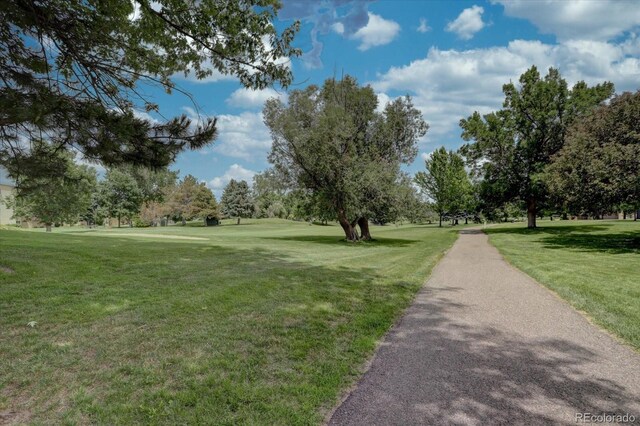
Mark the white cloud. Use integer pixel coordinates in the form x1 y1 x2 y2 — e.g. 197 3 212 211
418 18 431 33
332 22 345 35
211 112 272 161
420 151 434 162
225 88 287 109
494 0 640 41
208 164 256 192
446 5 485 40
372 37 640 145
375 92 392 113
352 13 401 51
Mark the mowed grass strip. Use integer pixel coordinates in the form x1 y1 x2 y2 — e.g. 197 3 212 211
486 220 640 350
0 220 458 424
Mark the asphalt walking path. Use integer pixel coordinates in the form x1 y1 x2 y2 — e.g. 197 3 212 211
329 229 640 425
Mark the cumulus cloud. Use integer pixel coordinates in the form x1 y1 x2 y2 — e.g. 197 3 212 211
494 0 640 41
225 88 287 109
420 151 434 162
418 18 431 33
446 5 485 40
207 164 256 197
352 13 401 51
372 37 640 145
210 112 272 161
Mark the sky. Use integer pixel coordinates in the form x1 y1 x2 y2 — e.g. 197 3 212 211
148 0 640 198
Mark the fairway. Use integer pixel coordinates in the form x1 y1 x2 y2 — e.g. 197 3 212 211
486 220 640 350
0 220 458 424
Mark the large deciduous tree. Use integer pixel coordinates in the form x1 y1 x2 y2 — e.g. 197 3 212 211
0 0 300 182
460 66 614 228
220 179 254 225
99 168 143 227
4 145 97 231
415 147 472 227
264 76 427 241
548 91 640 218
166 174 219 225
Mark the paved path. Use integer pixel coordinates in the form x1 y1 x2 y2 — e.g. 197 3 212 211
329 229 640 425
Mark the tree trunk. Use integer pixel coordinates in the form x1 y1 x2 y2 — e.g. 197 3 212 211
357 217 371 241
438 214 442 228
182 218 186 226
465 216 468 224
45 223 52 232
118 215 121 228
527 198 537 229
338 210 359 241
237 217 241 225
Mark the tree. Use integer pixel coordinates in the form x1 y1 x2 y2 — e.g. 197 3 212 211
253 168 287 218
1 0 300 182
460 66 614 228
264 76 427 241
415 148 471 227
4 146 96 231
120 165 178 205
220 179 254 225
99 168 143 227
548 91 640 218
165 175 219 225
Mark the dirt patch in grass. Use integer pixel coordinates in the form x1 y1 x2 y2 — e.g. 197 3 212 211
0 265 14 274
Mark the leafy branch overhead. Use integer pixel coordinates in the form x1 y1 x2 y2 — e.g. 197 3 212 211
0 0 300 181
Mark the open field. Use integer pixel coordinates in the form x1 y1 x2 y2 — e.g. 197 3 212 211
0 220 459 424
486 220 640 350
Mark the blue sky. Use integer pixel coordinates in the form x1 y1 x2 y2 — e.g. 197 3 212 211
147 0 640 197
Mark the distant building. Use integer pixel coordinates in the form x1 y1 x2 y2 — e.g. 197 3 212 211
0 166 16 225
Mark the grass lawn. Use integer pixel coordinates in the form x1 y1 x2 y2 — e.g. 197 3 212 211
485 220 640 350
0 219 459 424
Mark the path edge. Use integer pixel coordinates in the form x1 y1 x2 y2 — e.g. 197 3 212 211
482 228 640 354
321 229 463 425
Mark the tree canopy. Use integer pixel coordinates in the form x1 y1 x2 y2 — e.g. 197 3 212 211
415 147 472 227
220 179 253 224
1 0 300 181
4 145 96 231
99 168 144 227
548 91 640 217
166 174 219 224
264 76 427 241
460 66 614 228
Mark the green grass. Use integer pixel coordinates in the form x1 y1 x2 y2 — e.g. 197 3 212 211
485 220 640 350
0 219 459 425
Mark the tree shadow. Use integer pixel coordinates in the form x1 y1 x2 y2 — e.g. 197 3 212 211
330 286 640 425
486 224 613 236
486 224 640 254
1 231 418 423
262 235 420 247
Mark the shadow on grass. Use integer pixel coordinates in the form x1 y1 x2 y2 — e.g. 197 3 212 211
486 223 640 254
262 235 420 247
0 231 418 424
330 286 640 425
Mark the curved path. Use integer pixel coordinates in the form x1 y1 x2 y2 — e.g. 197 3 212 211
329 229 640 425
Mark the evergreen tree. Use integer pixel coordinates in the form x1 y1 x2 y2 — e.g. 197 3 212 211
1 0 300 182
220 180 254 225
